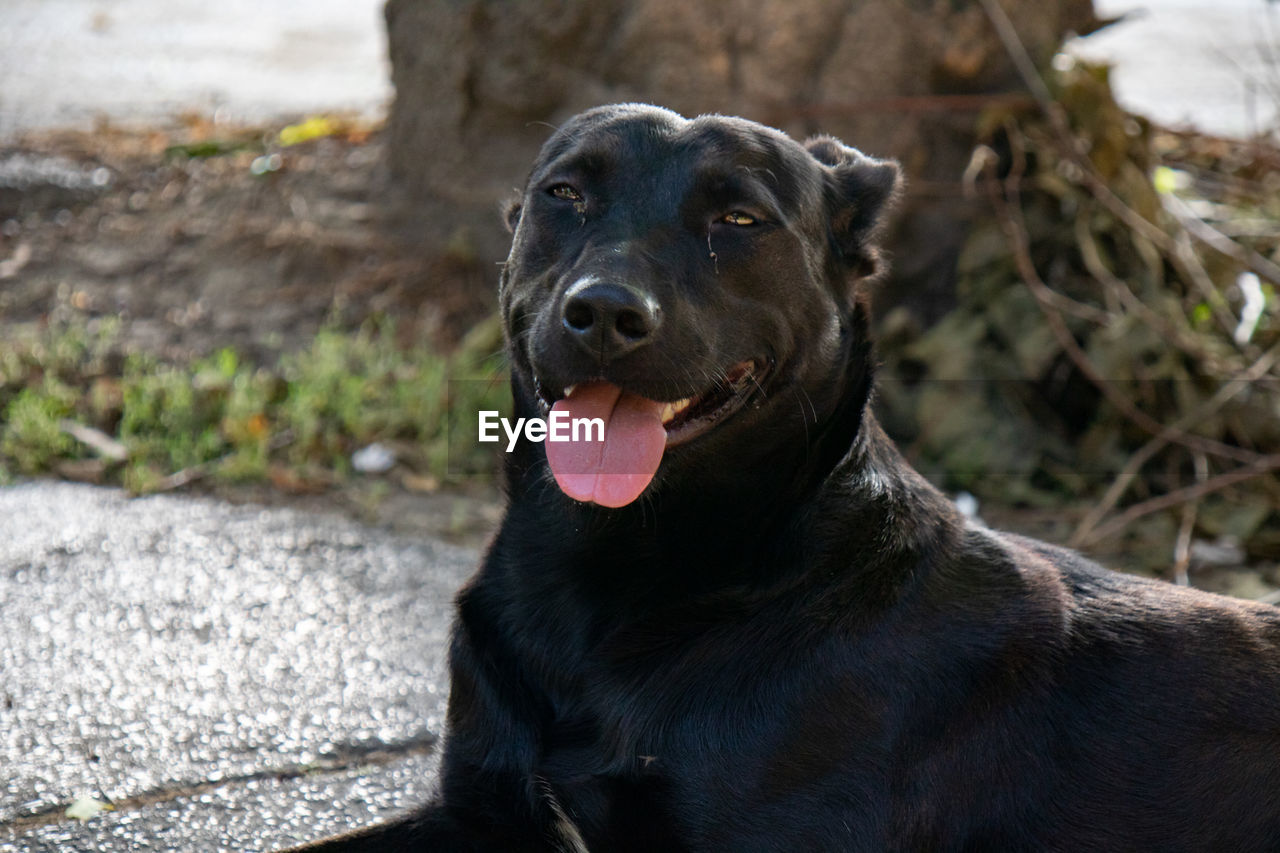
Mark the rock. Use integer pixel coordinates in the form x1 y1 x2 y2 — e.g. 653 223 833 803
352 442 397 474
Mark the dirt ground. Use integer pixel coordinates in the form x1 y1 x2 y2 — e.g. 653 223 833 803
0 118 504 548
0 118 494 361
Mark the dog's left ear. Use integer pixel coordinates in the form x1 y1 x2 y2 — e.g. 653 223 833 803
804 136 902 278
503 196 523 232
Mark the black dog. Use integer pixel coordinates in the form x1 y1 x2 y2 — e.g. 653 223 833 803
299 104 1280 851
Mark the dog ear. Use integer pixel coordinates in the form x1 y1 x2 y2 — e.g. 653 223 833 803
804 136 902 278
503 196 523 232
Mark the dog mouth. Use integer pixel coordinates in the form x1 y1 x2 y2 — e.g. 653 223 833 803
532 358 766 508
656 359 763 445
534 358 764 447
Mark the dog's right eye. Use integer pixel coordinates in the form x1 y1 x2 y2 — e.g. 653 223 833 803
548 184 583 202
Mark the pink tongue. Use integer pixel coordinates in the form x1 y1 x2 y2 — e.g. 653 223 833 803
545 382 667 508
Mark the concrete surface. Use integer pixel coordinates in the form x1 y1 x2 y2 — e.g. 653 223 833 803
0 0 391 139
1069 0 1280 137
0 482 475 851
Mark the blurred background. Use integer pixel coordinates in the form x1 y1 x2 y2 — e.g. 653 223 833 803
2 0 1278 590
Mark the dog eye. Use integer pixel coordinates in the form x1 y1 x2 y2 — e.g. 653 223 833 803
549 184 583 202
720 211 756 226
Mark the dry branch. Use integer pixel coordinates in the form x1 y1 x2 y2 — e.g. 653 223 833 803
1086 453 1280 545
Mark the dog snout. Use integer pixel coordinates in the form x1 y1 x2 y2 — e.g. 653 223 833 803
560 278 662 363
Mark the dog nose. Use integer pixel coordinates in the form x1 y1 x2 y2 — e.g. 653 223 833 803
561 279 661 362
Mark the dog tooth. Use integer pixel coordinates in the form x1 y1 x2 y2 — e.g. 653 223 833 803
563 385 576 397
660 403 676 423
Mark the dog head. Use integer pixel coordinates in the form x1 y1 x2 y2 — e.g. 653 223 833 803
499 104 901 508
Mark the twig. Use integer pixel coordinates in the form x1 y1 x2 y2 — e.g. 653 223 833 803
147 431 294 495
1085 453 1280 545
983 159 1263 468
1069 342 1280 546
766 93 1036 124
0 242 32 279
59 420 129 462
151 463 212 494
976 0 1280 550
1173 230 1244 343
1162 191 1280 287
975 0 1055 111
1038 284 1115 328
1073 213 1221 370
977 0 1247 342
1171 452 1207 586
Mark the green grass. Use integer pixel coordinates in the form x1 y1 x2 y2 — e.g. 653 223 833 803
0 312 510 493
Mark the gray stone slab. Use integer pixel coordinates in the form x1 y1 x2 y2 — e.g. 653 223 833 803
0 482 474 848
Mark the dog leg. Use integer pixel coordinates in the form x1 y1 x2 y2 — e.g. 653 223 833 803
286 614 562 851
283 804 467 852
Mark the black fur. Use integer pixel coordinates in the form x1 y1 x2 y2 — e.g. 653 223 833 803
293 104 1280 852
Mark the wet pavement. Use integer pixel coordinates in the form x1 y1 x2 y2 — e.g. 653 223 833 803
0 482 475 851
